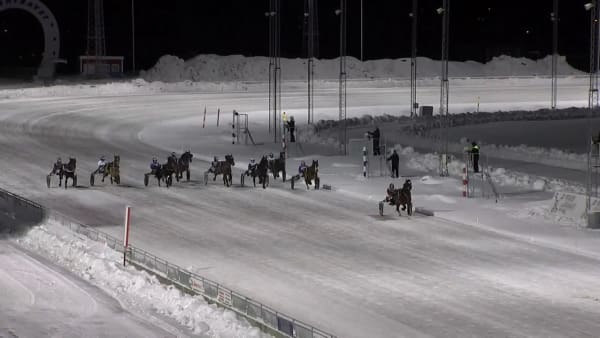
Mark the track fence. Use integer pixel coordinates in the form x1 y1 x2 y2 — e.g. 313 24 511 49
42 208 336 338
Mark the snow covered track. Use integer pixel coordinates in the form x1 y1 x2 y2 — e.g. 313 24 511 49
0 238 179 337
1 80 600 337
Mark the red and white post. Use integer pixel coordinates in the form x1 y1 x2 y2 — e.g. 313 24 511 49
462 167 469 197
123 205 131 266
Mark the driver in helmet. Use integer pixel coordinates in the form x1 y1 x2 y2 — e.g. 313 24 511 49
247 158 257 176
50 157 63 175
209 156 219 173
95 155 107 175
386 183 396 205
150 157 161 174
298 160 308 177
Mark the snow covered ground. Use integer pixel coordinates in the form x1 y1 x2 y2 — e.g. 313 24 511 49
1 57 600 337
1 221 263 338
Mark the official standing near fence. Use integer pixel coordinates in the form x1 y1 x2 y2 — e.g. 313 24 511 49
367 126 381 156
471 141 480 173
387 149 399 178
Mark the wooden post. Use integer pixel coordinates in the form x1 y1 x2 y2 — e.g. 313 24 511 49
202 106 207 128
217 108 220 126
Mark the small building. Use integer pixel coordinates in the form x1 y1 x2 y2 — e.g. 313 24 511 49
419 105 434 118
79 56 124 76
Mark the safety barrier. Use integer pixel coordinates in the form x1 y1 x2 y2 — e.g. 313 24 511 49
0 187 45 234
22 204 336 338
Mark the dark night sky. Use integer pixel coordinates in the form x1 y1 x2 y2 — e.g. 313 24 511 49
0 0 594 75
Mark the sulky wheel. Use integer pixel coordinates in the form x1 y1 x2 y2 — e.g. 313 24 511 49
204 172 209 185
144 174 149 187
290 177 295 190
73 175 77 187
90 174 95 187
282 170 286 182
379 201 384 216
240 173 245 187
46 175 51 188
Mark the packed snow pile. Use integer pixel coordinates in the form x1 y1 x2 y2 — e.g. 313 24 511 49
141 54 584 83
16 221 265 338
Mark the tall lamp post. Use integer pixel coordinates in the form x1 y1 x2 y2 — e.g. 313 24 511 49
336 0 347 155
305 0 316 124
410 0 418 118
551 0 558 109
585 1 600 224
437 0 450 177
131 0 135 73
360 0 363 61
265 0 281 142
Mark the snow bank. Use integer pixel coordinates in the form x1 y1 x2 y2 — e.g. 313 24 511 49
141 54 583 83
16 220 265 338
396 145 583 194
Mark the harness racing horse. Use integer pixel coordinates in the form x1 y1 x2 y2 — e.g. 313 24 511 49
380 187 412 216
144 164 170 187
268 152 286 181
206 155 234 187
291 160 320 190
177 151 193 181
256 156 269 189
103 155 121 185
160 157 177 187
60 158 77 190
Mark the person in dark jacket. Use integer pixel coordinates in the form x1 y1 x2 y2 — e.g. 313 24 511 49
470 141 480 173
367 127 381 155
286 116 296 142
387 149 400 178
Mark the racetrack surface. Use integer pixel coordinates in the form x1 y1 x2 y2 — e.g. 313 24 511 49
0 239 180 337
1 80 600 337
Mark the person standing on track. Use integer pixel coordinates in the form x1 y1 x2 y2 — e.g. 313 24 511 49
387 149 400 178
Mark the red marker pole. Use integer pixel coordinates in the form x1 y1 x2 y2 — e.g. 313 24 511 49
123 206 131 266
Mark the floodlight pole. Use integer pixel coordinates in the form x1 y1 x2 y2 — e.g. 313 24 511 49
337 0 347 155
306 0 316 124
439 0 450 176
410 0 418 118
266 0 281 141
587 0 600 221
551 0 558 109
360 0 363 61
131 0 135 73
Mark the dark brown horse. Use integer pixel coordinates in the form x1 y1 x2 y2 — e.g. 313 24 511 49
382 181 412 216
206 154 234 187
302 160 319 190
177 151 193 181
268 152 286 181
60 158 77 190
102 154 121 185
257 156 269 189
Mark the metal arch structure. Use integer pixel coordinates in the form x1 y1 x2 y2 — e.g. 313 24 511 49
0 0 60 78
